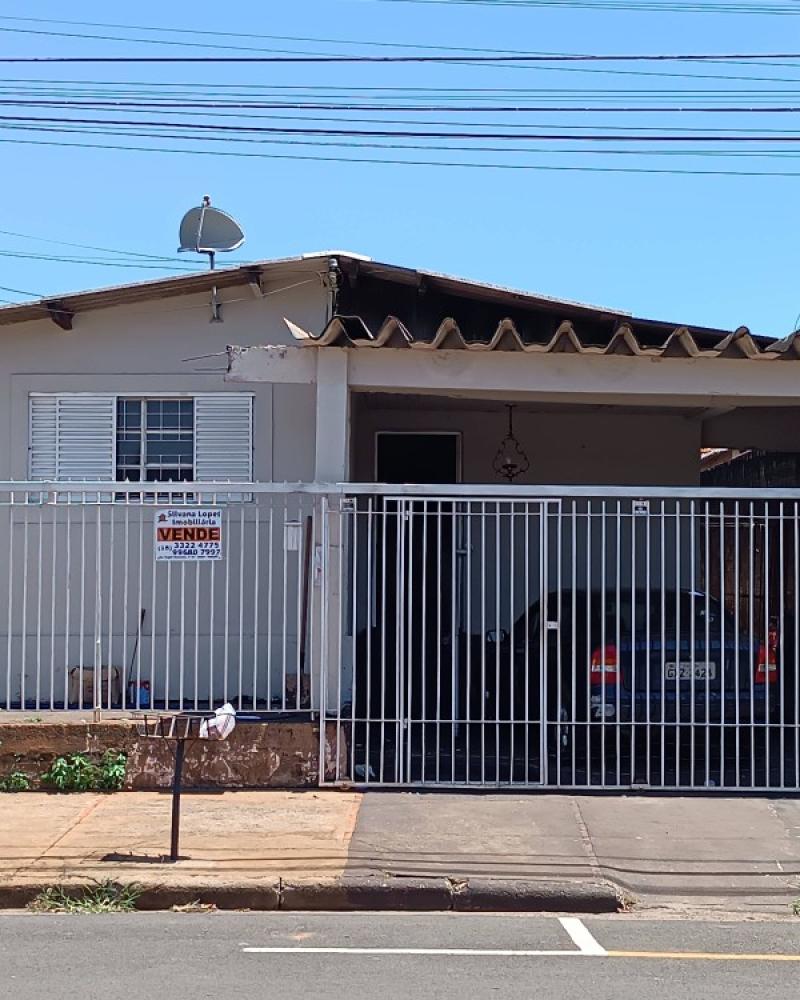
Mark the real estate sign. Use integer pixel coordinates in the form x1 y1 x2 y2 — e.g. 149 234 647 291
154 508 223 561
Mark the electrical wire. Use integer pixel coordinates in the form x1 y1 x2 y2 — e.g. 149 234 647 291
5 132 800 176
5 52 800 64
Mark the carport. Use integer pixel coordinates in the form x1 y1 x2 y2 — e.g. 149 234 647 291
227 256 800 790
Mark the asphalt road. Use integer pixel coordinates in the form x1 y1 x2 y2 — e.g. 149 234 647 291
4 912 800 1000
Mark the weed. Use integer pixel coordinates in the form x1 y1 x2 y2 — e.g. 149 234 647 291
98 751 127 791
23 715 43 723
41 750 127 793
0 771 31 792
793 899 800 917
28 880 142 914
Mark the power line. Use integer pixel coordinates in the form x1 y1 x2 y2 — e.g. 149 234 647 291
0 226 194 263
0 248 203 270
5 52 800 64
5 132 800 176
9 113 800 140
361 0 800 12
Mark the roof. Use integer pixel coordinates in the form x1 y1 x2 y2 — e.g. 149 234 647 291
1 251 794 360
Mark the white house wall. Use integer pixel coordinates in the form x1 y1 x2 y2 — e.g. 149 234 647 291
0 280 326 708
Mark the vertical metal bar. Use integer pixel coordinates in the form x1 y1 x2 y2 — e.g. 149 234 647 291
135 501 144 709
660 500 666 789
365 497 374 784
494 501 500 785
5 495 14 710
222 504 232 706
318 497 329 782
337 502 346 783
555 504 564 789
49 498 57 710
480 500 486 787
571 500 578 787
437 501 444 784
585 499 592 788
252 501 260 713
645 500 652 788
379 497 387 784
421 500 429 783
689 501 696 788
266 499 273 710
121 500 130 709
734 500 742 789
33 505 43 711
719 500 726 789
395 500 405 785
164 556 172 711
509 501 516 785
779 500 785 791
749 501 756 787
704 503 711 788
674 501 682 789
281 495 288 710
352 500 360 784
93 503 102 715
599 500 606 787
459 501 466 784
523 501 530 785
63 498 72 709
630 499 637 788
193 556 200 711
406 500 415 784
451 499 457 785
149 503 158 710
794 502 799 792
615 500 621 788
170 738 186 862
238 503 246 711
106 503 115 711
19 503 29 711
764 499 771 789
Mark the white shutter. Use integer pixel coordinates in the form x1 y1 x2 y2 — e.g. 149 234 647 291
29 395 58 479
194 394 253 482
29 394 116 482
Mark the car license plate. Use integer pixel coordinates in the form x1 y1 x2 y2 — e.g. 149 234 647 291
664 662 716 681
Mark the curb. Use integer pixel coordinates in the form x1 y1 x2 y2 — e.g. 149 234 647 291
0 876 625 913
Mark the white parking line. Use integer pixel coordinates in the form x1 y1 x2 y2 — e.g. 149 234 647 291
242 916 608 958
242 947 582 956
558 918 608 957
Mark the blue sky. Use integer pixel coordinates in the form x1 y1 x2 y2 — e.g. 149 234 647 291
1 1 799 336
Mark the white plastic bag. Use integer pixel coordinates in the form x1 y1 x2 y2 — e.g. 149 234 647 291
199 702 236 741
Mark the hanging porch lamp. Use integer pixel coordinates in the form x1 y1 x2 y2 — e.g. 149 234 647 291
492 404 530 482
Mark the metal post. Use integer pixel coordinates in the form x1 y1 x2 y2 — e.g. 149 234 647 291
170 737 186 862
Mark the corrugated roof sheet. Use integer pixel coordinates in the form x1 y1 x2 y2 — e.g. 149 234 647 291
284 315 800 360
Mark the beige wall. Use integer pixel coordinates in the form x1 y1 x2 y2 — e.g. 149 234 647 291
0 275 326 482
353 400 701 487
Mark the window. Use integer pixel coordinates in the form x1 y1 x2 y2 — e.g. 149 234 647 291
116 399 195 483
29 392 254 487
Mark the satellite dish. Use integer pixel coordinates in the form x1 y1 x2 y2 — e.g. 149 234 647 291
178 196 245 259
177 196 245 322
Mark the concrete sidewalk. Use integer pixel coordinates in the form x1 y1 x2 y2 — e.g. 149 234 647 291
1 790 799 913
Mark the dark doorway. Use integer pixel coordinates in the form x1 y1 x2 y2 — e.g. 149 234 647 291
376 432 461 485
353 433 461 779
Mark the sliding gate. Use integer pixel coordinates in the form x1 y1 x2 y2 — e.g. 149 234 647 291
321 489 800 791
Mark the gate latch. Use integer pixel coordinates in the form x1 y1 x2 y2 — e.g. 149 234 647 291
546 621 559 631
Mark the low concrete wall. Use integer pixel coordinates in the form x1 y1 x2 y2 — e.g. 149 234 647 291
0 719 336 790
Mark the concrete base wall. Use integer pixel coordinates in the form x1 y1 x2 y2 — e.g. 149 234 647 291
0 719 332 790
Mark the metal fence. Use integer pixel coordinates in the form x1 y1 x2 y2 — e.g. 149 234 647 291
320 487 800 791
5 480 800 793
0 483 320 713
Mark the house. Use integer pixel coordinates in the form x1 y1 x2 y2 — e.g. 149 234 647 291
1 251 799 792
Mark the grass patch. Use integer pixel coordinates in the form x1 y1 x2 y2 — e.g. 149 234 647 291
0 771 31 792
41 751 127 792
28 880 142 914
793 899 800 917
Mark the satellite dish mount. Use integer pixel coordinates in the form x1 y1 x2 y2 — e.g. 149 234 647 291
178 196 245 322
